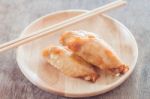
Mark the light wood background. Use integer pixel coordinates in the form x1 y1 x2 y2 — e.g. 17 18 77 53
0 0 149 99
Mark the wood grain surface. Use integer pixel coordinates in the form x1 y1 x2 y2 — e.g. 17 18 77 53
0 0 149 99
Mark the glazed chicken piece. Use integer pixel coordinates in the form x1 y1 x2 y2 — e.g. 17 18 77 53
42 46 98 82
60 31 129 76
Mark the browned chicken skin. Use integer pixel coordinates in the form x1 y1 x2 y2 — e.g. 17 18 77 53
60 31 129 76
42 46 98 82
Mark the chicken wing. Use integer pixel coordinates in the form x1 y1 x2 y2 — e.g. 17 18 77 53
42 46 98 82
60 31 129 76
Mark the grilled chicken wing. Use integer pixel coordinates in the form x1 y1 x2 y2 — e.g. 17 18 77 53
42 46 98 82
60 31 129 76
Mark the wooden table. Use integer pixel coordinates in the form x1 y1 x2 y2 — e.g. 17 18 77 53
0 0 149 99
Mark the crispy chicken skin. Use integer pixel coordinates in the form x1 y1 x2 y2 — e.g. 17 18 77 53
42 46 98 82
60 31 129 76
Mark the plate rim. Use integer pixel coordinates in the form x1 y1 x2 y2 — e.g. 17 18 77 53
16 10 138 97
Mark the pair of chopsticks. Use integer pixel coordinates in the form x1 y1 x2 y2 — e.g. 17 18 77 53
0 0 127 53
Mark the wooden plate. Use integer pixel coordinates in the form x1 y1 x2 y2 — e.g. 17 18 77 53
16 10 138 97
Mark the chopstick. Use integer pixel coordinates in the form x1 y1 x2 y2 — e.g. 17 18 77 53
0 0 126 53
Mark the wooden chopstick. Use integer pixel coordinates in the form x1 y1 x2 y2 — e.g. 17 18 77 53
0 0 126 53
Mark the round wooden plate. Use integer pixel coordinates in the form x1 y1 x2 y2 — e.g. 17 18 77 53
16 10 138 97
